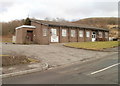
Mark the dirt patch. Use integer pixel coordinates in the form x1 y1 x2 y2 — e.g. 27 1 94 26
2 55 39 67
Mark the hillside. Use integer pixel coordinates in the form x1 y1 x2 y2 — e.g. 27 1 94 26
72 17 118 29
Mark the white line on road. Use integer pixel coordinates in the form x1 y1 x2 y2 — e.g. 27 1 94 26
90 63 120 75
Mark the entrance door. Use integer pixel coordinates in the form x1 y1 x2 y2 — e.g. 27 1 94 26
51 28 59 42
92 32 96 42
26 30 33 43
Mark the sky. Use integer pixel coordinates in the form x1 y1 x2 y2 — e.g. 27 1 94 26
0 0 118 22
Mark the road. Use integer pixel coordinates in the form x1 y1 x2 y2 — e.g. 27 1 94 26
3 53 118 84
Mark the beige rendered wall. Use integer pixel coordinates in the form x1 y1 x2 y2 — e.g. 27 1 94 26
16 28 23 44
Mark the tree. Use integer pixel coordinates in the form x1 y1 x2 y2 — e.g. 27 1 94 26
24 17 31 25
2 19 24 36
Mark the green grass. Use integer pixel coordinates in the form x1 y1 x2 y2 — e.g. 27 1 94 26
64 41 120 50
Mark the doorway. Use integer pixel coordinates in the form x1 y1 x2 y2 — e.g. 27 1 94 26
92 32 96 42
51 28 59 42
26 30 33 43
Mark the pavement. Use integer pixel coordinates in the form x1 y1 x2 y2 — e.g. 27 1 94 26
1 43 119 79
2 43 118 67
2 52 118 84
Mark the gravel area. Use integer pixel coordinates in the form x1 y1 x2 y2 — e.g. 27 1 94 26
2 43 117 67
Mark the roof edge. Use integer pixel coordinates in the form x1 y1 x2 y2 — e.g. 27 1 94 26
15 25 36 30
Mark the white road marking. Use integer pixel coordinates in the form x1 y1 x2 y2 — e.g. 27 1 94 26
90 63 120 75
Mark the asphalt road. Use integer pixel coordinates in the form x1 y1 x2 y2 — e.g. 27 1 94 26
3 52 118 84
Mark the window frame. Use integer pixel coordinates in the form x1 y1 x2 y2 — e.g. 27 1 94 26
51 28 57 36
71 30 76 37
62 29 67 37
43 28 47 36
86 31 90 37
79 30 83 37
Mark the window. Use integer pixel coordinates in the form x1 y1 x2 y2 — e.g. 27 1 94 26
62 29 67 37
86 31 90 37
79 30 83 37
51 28 57 36
99 32 103 38
43 28 47 36
105 32 108 38
71 30 75 37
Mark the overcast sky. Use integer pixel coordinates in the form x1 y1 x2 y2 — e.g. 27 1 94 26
0 0 118 22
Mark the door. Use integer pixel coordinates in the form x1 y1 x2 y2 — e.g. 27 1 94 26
26 30 33 43
51 28 59 42
92 32 96 42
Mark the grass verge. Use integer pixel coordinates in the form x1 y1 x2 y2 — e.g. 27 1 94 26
64 41 120 50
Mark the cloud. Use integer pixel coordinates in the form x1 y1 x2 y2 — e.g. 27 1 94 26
0 0 118 22
0 1 15 13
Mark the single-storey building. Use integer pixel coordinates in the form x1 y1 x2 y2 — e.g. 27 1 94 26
15 19 109 44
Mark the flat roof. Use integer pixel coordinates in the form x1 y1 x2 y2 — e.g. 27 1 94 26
31 19 109 31
16 25 36 29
